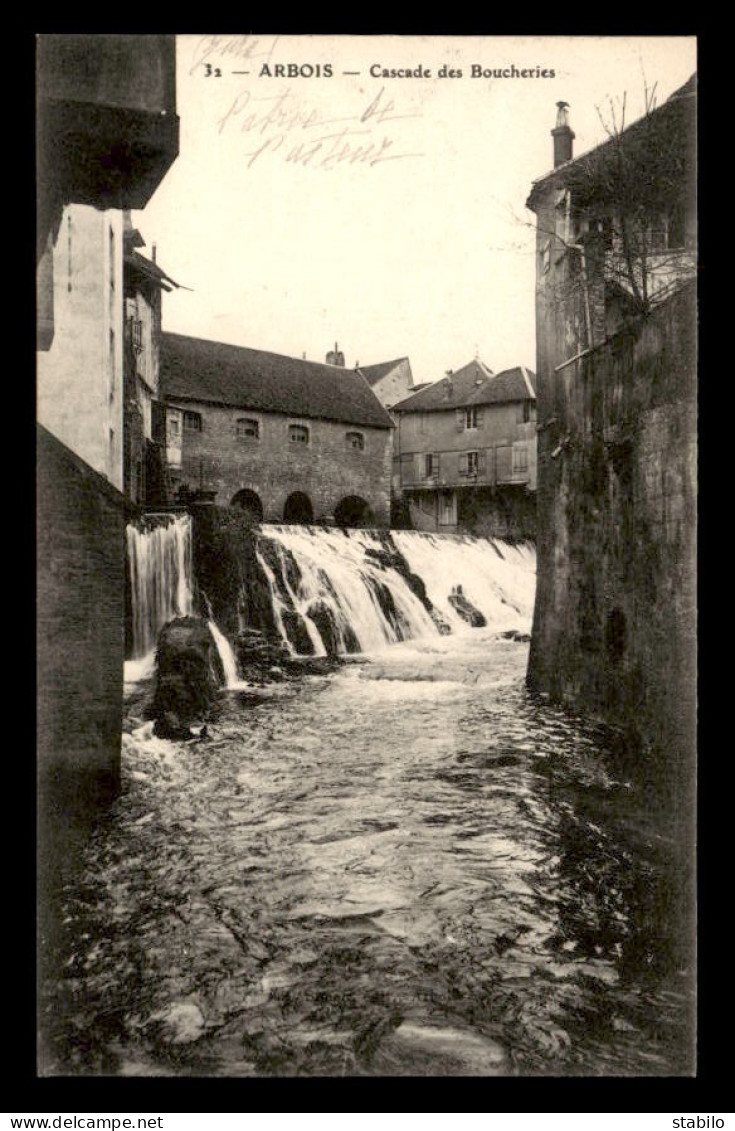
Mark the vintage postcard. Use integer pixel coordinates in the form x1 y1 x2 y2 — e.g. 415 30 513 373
36 34 697 1080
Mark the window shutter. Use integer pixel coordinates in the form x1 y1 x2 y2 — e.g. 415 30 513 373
478 450 487 475
459 453 468 475
433 452 439 479
456 409 464 432
475 407 483 428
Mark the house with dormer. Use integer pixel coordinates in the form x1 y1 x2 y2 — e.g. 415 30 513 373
391 358 537 537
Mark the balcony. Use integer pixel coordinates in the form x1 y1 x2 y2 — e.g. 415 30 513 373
399 443 535 491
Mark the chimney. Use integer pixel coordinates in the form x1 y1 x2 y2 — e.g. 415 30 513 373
326 341 345 366
552 101 575 168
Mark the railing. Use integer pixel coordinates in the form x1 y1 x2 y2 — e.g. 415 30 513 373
399 443 534 490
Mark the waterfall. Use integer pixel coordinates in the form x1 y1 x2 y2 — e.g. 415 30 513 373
254 525 536 658
207 620 241 689
125 513 194 679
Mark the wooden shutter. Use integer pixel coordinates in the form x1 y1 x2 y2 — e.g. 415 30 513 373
478 450 487 476
456 409 465 432
459 452 468 475
475 406 484 428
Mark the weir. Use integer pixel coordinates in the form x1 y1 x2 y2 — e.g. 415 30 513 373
125 513 239 684
125 513 537 677
253 525 536 657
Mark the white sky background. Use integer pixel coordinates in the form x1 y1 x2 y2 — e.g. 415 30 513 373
134 35 697 383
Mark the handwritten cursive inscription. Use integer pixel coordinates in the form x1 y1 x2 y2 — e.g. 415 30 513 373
216 85 424 171
190 35 280 76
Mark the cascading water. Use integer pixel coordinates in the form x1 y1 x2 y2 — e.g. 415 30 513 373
254 525 536 658
125 513 194 682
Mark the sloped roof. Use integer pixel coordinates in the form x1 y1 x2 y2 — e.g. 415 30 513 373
124 249 181 292
161 332 394 429
391 361 535 413
527 73 696 212
357 357 411 387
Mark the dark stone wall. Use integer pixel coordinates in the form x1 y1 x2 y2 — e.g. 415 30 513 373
190 505 278 643
528 284 696 801
457 486 537 541
37 425 125 888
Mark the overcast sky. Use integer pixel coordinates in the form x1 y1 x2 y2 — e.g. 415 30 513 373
134 35 696 383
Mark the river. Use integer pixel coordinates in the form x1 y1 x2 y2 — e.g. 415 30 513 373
38 625 694 1077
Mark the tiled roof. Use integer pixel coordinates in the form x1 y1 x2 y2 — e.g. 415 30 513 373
161 332 394 430
357 357 411 387
391 361 535 413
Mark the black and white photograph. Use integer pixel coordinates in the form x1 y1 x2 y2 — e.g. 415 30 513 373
36 34 697 1079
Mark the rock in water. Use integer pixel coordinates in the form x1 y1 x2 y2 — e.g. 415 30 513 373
448 586 487 627
152 616 223 738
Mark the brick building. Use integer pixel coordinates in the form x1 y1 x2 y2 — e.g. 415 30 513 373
525 78 697 788
161 332 395 527
391 359 537 537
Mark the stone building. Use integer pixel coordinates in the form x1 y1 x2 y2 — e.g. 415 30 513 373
161 332 395 527
123 213 180 508
356 356 415 411
525 78 697 790
391 359 537 537
36 36 179 871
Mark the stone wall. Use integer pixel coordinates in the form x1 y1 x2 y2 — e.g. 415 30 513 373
528 284 696 798
37 424 125 889
167 402 393 526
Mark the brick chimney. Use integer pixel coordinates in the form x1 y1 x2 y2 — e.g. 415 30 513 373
552 101 575 168
326 341 345 366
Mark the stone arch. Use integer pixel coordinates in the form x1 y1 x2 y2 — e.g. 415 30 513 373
230 488 263 523
334 495 376 529
283 491 314 524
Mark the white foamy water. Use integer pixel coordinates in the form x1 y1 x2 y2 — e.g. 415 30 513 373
257 525 536 657
207 619 241 689
392 530 535 634
126 514 194 660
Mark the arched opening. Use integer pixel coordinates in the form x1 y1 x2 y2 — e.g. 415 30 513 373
334 495 375 529
230 488 263 523
283 491 314 524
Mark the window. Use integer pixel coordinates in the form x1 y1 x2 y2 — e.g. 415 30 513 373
168 416 180 438
518 401 532 424
183 410 203 432
424 453 437 478
460 451 480 476
649 215 668 254
513 445 529 474
289 424 310 444
109 227 115 292
237 417 260 440
346 431 365 450
465 406 480 430
109 328 115 403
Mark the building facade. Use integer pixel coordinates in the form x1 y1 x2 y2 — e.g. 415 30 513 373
392 359 537 537
161 332 395 527
356 357 415 411
36 35 179 889
525 79 697 789
123 214 180 508
37 204 125 490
